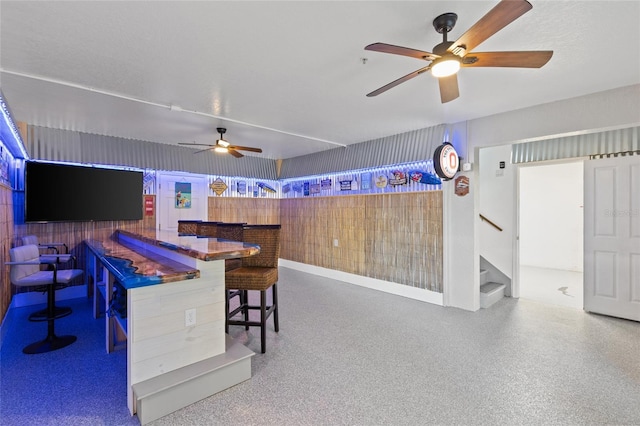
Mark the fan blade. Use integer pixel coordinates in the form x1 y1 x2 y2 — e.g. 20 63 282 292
178 142 215 147
228 149 244 158
366 65 431 97
448 0 532 56
365 42 438 61
462 51 553 68
438 74 459 103
194 147 215 154
229 145 262 153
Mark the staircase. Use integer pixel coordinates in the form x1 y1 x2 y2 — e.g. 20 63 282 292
480 269 506 309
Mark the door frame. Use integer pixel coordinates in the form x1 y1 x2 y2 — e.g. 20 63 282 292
156 171 209 231
513 157 586 302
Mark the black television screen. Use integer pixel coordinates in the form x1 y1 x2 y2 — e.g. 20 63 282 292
25 161 143 222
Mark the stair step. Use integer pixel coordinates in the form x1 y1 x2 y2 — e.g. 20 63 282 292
480 269 489 285
480 282 506 309
480 282 505 294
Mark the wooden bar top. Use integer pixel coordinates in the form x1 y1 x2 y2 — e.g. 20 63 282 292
117 229 260 261
85 237 200 289
86 230 259 289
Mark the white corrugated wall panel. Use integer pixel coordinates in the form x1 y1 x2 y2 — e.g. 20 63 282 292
28 126 82 163
26 126 277 179
279 124 446 178
512 126 640 163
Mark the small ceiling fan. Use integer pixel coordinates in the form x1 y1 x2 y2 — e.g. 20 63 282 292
178 127 262 158
364 0 553 103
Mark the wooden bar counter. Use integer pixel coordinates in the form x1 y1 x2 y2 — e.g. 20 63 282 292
85 230 259 424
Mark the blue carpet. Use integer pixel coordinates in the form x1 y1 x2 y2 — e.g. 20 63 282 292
0 297 139 425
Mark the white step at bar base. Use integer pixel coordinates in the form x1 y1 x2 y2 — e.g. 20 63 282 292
133 335 254 425
480 282 506 309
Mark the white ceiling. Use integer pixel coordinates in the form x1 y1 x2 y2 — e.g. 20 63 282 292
1 1 639 160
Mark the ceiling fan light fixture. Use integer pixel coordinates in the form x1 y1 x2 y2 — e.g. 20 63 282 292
217 139 230 148
214 146 228 153
431 56 461 78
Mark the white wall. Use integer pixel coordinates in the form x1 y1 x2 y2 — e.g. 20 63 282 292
444 84 640 311
443 169 478 311
519 161 584 272
478 145 515 278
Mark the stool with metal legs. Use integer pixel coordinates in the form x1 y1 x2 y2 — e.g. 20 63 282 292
8 244 83 354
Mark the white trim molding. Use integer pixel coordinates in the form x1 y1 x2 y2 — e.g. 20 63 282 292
279 260 444 306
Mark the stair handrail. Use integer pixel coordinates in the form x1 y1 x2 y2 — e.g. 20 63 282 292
479 214 503 232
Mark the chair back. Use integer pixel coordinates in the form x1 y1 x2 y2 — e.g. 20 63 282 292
9 245 41 285
177 220 201 235
216 223 245 242
21 235 38 245
196 221 219 237
241 225 280 268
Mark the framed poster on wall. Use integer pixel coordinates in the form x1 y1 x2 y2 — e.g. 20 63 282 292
175 182 192 208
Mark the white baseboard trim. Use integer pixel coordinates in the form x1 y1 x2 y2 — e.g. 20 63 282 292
0 285 88 350
279 259 443 306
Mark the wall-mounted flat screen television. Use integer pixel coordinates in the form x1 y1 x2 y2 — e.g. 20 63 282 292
25 161 143 222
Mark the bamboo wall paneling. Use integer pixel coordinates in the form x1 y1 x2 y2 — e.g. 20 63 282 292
208 197 279 225
280 191 442 291
0 183 14 321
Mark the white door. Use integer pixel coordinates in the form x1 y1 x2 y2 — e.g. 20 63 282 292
584 155 640 321
156 172 209 232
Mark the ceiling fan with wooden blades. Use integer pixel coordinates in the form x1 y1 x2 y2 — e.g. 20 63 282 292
364 0 553 103
178 127 262 158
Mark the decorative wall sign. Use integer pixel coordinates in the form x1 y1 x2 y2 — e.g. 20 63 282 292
360 172 371 190
409 170 442 185
455 175 469 196
375 175 388 188
339 180 352 191
175 182 192 208
142 172 155 194
310 183 320 194
303 182 310 196
282 183 291 194
237 181 247 194
293 183 303 193
433 142 459 180
257 182 276 193
388 170 407 186
321 178 332 191
144 195 154 216
209 178 228 196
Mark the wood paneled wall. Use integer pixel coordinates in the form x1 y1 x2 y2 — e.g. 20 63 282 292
208 197 280 224
0 183 14 321
280 192 443 292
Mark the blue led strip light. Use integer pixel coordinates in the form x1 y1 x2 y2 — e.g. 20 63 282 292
0 92 29 159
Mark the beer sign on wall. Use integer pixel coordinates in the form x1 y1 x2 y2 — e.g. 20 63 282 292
433 142 459 181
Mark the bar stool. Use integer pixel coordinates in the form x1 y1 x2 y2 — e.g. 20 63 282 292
216 223 246 271
21 235 77 321
225 225 280 354
8 244 83 354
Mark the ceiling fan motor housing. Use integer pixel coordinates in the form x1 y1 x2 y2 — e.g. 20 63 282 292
432 13 458 55
433 12 458 34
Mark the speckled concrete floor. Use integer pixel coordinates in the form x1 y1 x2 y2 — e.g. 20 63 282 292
1 267 639 425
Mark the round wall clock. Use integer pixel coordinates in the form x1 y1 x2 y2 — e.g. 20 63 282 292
433 142 459 180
